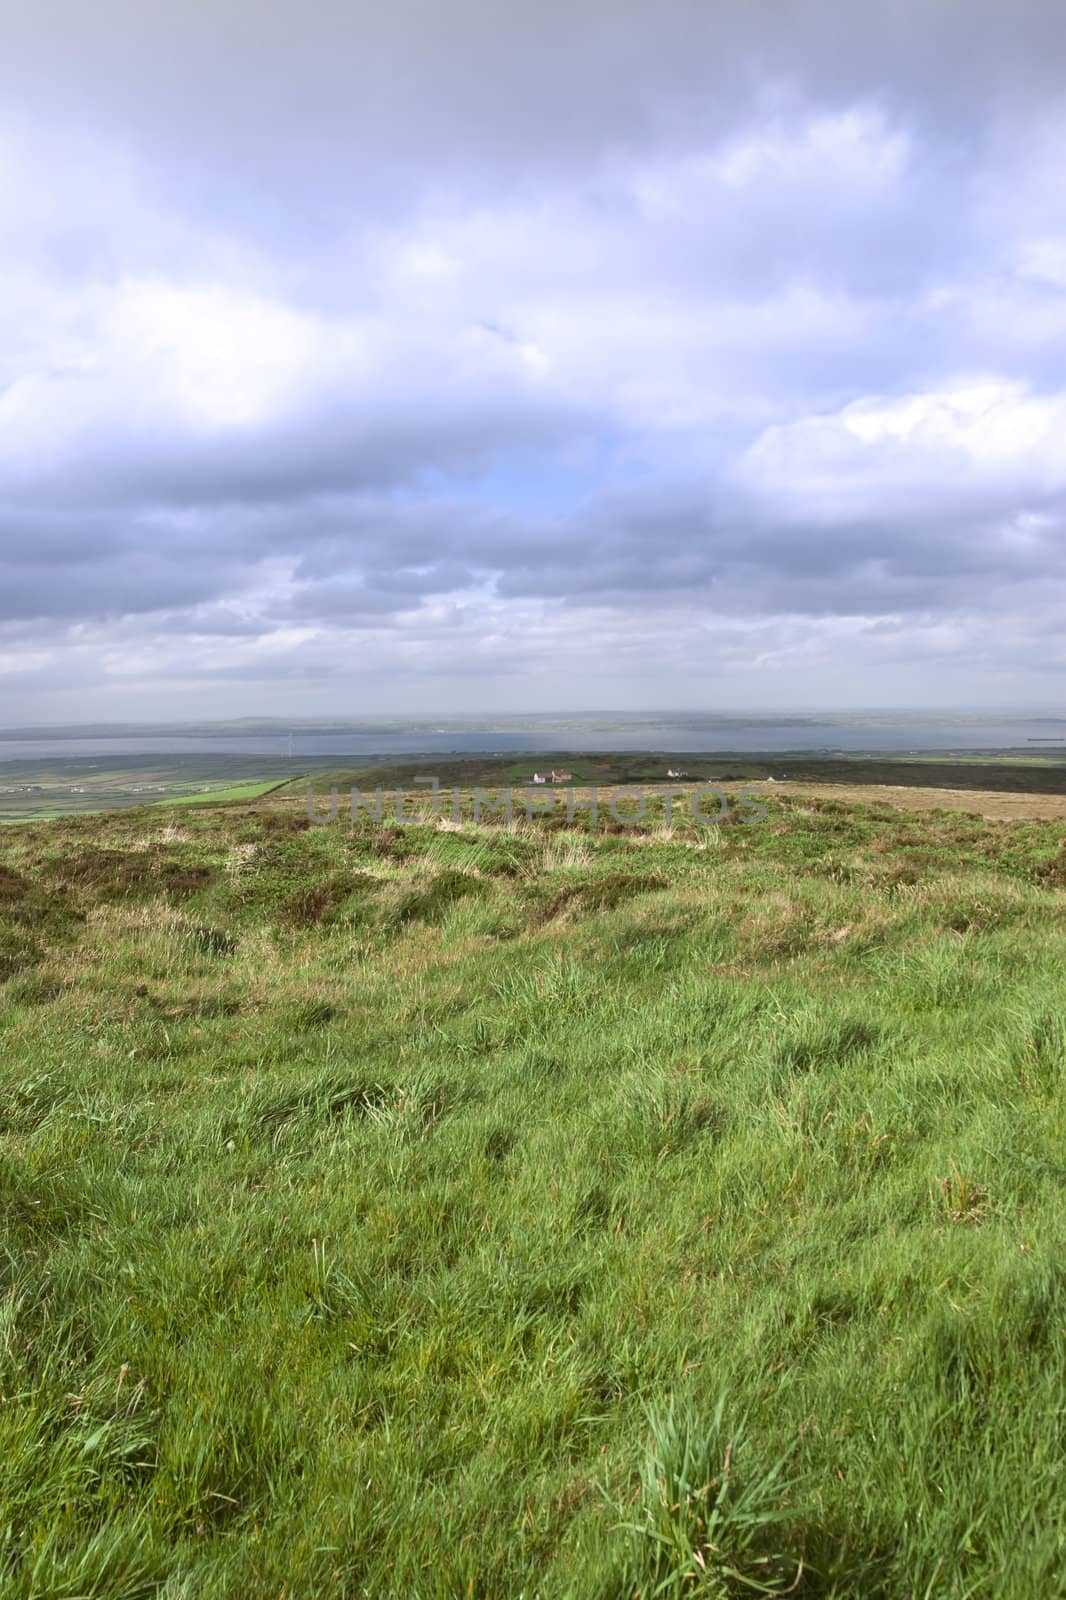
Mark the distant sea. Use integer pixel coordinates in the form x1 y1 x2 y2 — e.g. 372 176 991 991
0 712 1063 761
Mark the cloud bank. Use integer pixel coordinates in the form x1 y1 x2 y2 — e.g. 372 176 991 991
2 1 1065 716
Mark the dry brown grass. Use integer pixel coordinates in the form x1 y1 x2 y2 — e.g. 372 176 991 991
768 780 1066 822
539 834 593 872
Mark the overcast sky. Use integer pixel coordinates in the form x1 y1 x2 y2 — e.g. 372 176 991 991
2 0 1065 721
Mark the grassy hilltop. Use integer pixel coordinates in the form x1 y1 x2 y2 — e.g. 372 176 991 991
0 784 1064 1596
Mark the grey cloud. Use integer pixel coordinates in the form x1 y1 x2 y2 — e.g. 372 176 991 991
6 3 1066 202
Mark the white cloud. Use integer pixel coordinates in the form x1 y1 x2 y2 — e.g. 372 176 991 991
633 105 909 216
102 280 348 430
738 381 1066 516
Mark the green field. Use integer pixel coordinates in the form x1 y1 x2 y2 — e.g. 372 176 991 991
0 787 1064 1596
0 758 305 822
154 781 292 809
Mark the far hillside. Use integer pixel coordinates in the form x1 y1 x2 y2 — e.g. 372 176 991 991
3 749 1066 824
292 749 1066 799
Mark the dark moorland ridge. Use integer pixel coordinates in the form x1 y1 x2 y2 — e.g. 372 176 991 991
296 750 1066 798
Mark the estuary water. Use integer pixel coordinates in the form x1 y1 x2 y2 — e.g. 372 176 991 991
0 711 1063 761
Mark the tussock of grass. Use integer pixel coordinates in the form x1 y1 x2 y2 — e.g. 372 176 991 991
614 1394 805 1598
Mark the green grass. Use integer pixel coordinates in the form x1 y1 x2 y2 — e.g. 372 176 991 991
154 780 292 809
0 790 1064 1596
